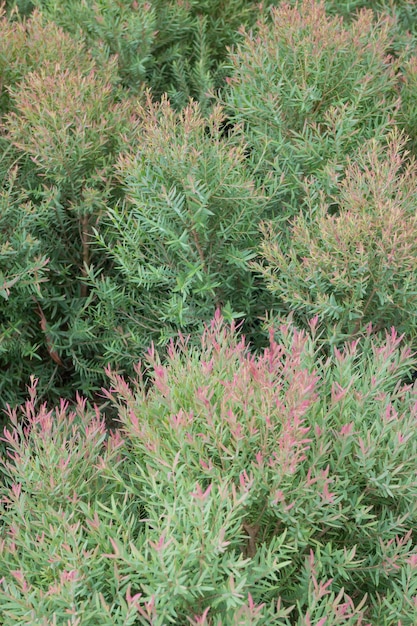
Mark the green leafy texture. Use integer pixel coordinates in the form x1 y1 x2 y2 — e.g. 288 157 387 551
0 9 98 114
0 316 416 623
1 0 417 414
0 20 136 405
323 0 417 41
2 0 34 17
0 383 136 625
25 0 156 91
147 0 260 112
256 130 417 343
321 1 417 155
12 0 260 109
398 54 417 154
85 93 273 368
223 0 403 222
0 5 269 408
0 168 49 407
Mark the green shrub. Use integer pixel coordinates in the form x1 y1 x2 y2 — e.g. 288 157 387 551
1 0 417 413
0 5 271 408
224 0 403 221
0 168 49 406
26 0 156 91
146 0 261 110
11 0 260 109
1 314 417 623
0 17 135 405
255 130 417 344
323 0 417 39
87 94 273 358
398 55 417 153
0 9 98 115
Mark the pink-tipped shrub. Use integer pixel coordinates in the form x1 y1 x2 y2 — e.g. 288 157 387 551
399 55 417 154
0 314 417 624
224 0 402 214
256 130 417 343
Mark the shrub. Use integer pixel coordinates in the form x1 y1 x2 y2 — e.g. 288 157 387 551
87 93 273 361
398 55 417 154
1 0 413 410
26 0 156 91
255 130 417 344
0 22 135 405
0 8 97 115
1 314 417 623
10 0 260 109
0 167 49 406
224 0 402 220
0 382 128 623
146 0 261 111
0 4 273 409
323 0 417 40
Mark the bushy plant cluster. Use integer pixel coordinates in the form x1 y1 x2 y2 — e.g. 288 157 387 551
90 94 271 356
224 1 402 216
256 130 417 342
1 0 417 405
1 315 417 624
2 1 417 620
5 0 261 110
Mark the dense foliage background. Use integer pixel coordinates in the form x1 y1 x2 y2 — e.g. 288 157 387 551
1 0 417 623
1 0 417 406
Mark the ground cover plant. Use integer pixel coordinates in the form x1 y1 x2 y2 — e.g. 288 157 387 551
1 0 417 622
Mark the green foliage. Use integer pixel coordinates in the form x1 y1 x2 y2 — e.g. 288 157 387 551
398 54 417 153
0 9 96 114
255 130 417 343
1 316 417 623
10 0 260 109
0 12 135 404
28 0 156 90
2 2 417 620
1 0 417 405
147 0 260 111
224 0 403 221
324 0 417 37
87 94 272 362
0 2 270 408
0 168 49 405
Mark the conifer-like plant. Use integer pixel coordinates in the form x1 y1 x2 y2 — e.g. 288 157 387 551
88 93 272 358
13 0 261 108
224 0 403 219
0 12 136 404
0 314 417 623
256 130 417 343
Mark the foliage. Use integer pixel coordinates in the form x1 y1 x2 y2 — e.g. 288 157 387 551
2 2 417 621
5 0 261 110
26 0 156 90
0 11 135 404
1 315 417 623
0 167 49 405
1 0 417 405
146 0 260 111
255 130 417 343
223 0 403 222
0 9 97 115
0 4 270 408
87 93 272 363
398 54 417 153
323 0 417 40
